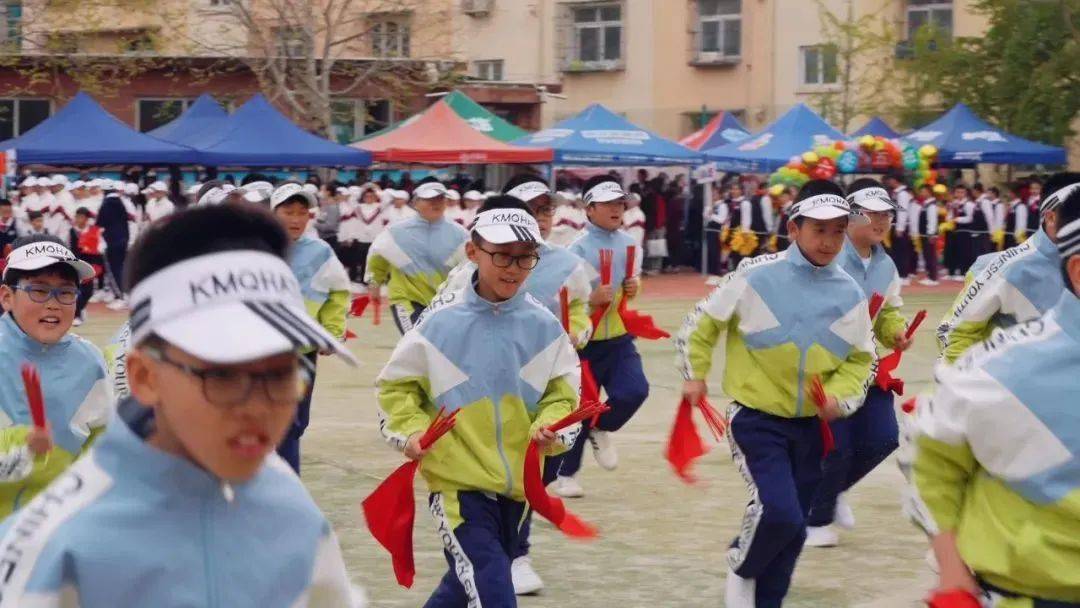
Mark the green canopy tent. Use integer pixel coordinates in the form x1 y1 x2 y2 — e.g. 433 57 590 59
355 90 529 144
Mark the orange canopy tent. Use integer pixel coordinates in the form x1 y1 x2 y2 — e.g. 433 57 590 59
352 100 552 165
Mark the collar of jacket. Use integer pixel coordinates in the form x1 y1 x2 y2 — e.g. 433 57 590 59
95 398 256 502
584 221 619 239
1031 229 1061 263
840 237 884 266
1056 289 1080 342
465 270 531 315
0 311 73 355
785 242 838 273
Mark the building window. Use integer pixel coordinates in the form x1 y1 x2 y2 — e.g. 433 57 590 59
275 27 311 57
907 0 952 40
697 0 740 60
371 19 410 58
330 99 392 144
800 45 838 86
572 4 622 65
208 0 233 5
3 1 21 50
0 98 50 140
137 98 192 132
473 60 503 81
123 33 156 55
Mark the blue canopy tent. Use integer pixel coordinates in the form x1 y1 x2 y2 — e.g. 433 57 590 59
851 117 901 139
704 103 844 172
192 94 372 167
148 94 229 147
903 103 1066 167
680 111 751 151
0 92 198 165
512 103 702 165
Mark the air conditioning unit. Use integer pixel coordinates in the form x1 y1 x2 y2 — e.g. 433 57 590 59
463 0 493 16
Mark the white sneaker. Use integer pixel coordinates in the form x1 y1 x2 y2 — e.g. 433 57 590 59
724 569 756 608
72 316 84 327
918 279 940 286
834 494 856 530
549 476 584 499
511 556 544 595
900 277 912 286
589 430 618 471
99 291 116 304
88 291 104 303
106 297 128 311
805 525 839 548
705 275 723 286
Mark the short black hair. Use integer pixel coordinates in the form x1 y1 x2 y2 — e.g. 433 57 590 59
0 198 10 207
972 182 984 191
3 234 78 287
582 174 620 198
241 173 271 186
1057 186 1080 284
124 203 289 293
417 175 442 186
918 184 933 193
989 186 1000 197
471 195 535 244
793 179 845 227
846 177 884 197
1042 172 1080 207
28 211 43 221
194 180 225 204
502 174 546 194
75 207 91 217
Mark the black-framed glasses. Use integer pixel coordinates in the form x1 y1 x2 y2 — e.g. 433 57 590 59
145 346 307 408
477 245 540 270
15 283 78 305
530 203 556 217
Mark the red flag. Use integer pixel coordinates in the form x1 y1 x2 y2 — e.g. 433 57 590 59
344 329 358 341
809 376 835 455
589 249 614 329
524 402 609 538
615 245 669 340
875 310 927 395
926 590 981 608
580 359 604 427
666 398 708 484
21 364 46 430
350 294 371 318
361 408 458 588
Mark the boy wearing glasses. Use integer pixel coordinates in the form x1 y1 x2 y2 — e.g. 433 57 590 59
377 197 580 607
366 178 468 334
805 179 911 548
552 176 647 498
0 204 362 607
0 236 110 516
269 182 351 473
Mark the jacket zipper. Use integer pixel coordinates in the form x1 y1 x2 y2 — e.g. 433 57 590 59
202 496 217 608
489 310 514 494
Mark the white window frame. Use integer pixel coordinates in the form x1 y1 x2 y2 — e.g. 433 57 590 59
799 45 839 88
371 19 411 58
330 98 393 143
135 98 193 132
569 3 623 69
907 0 953 40
473 59 504 81
0 97 50 137
696 0 741 62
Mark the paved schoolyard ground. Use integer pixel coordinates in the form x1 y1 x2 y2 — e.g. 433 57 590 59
77 273 960 607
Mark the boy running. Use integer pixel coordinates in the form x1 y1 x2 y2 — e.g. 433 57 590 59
376 200 580 607
366 178 468 334
552 176 648 497
677 180 874 607
910 186 1080 607
805 179 911 547
0 236 111 516
269 182 352 472
937 172 1080 363
0 203 362 607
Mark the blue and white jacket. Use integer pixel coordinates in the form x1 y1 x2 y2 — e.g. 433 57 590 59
938 230 1065 362
0 314 111 516
568 223 642 341
0 399 362 608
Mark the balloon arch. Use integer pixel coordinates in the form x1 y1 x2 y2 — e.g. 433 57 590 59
767 135 940 190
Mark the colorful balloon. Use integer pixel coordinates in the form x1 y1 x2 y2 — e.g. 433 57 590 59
837 150 859 173
802 151 820 166
919 144 938 159
902 146 919 170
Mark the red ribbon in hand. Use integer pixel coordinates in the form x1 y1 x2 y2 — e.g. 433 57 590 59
616 245 670 340
589 249 614 329
361 407 459 588
868 292 885 320
559 287 570 334
875 309 927 395
524 402 609 539
580 359 604 426
350 294 370 318
809 376 835 456
20 363 46 430
666 397 726 484
926 590 982 608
